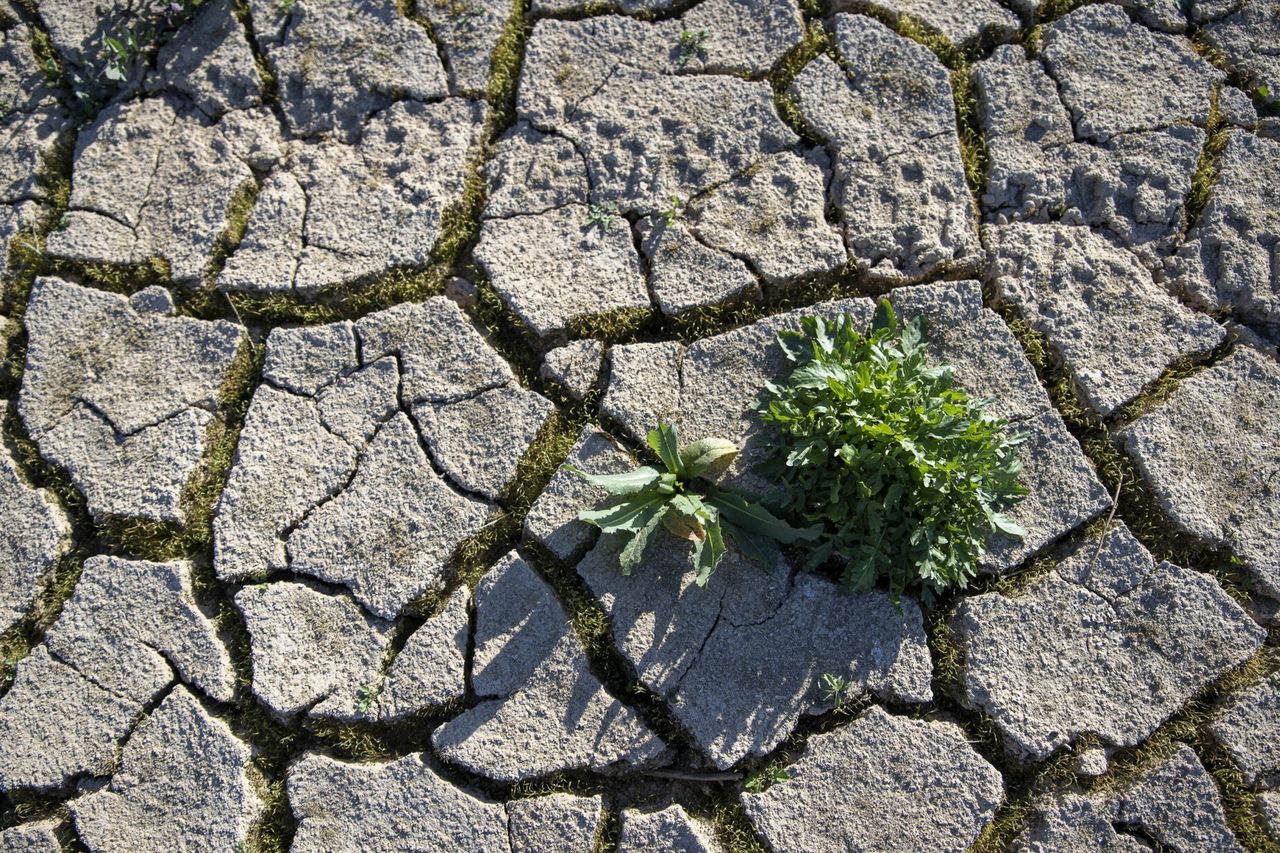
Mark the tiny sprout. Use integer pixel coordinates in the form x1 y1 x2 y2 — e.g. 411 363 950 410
819 672 853 707
662 196 684 226
677 29 709 67
354 684 381 716
744 765 789 793
584 201 618 232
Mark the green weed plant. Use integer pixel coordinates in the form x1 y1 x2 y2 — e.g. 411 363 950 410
573 422 819 585
757 300 1028 604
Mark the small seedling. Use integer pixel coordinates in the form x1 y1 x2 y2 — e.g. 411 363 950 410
574 422 820 585
819 672 855 710
584 201 618 232
677 29 708 67
102 29 141 82
1259 84 1271 99
758 299 1028 604
744 765 789 793
354 684 381 716
661 196 684 226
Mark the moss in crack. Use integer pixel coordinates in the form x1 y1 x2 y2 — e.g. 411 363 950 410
43 256 174 297
485 0 531 131
1109 337 1234 429
203 180 260 287
925 601 964 698
0 548 85 692
1185 86 1229 233
231 0 279 106
968 747 1082 852
951 61 988 203
522 538 698 760
991 302 1260 608
0 400 93 688
0 796 71 838
592 806 620 853
1035 0 1095 25
468 276 544 384
27 23 65 89
768 20 831 139
97 339 262 561
566 307 662 347
705 795 769 853
841 3 964 69
1084 642 1280 853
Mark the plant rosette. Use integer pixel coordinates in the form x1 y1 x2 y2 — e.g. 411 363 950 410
572 422 820 585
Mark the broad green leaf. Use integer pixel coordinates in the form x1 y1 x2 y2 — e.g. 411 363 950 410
647 422 685 477
569 465 661 495
871 298 897 334
618 502 668 575
679 437 739 480
776 330 811 363
989 512 1027 537
690 512 727 586
706 488 822 543
901 315 925 353
579 495 670 534
722 520 782 567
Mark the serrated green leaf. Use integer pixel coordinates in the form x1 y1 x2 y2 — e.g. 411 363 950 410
569 465 661 495
756 306 1029 600
679 437 739 480
647 421 685 477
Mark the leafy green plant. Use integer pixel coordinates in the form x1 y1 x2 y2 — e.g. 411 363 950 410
676 29 709 66
574 422 820 585
818 672 854 709
757 300 1028 604
744 764 789 793
354 683 381 716
102 29 142 82
584 201 618 232
662 196 684 225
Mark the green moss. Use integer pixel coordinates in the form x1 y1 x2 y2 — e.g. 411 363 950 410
925 604 964 696
1035 0 1093 24
768 20 831 137
995 307 1258 609
1085 645 1280 853
28 24 64 88
98 340 261 561
969 747 1081 852
485 0 531 129
204 180 260 285
592 807 620 853
1185 87 1229 233
566 307 661 347
951 63 989 203
706 796 770 853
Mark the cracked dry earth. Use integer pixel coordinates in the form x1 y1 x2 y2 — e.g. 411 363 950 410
1 0 1280 851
